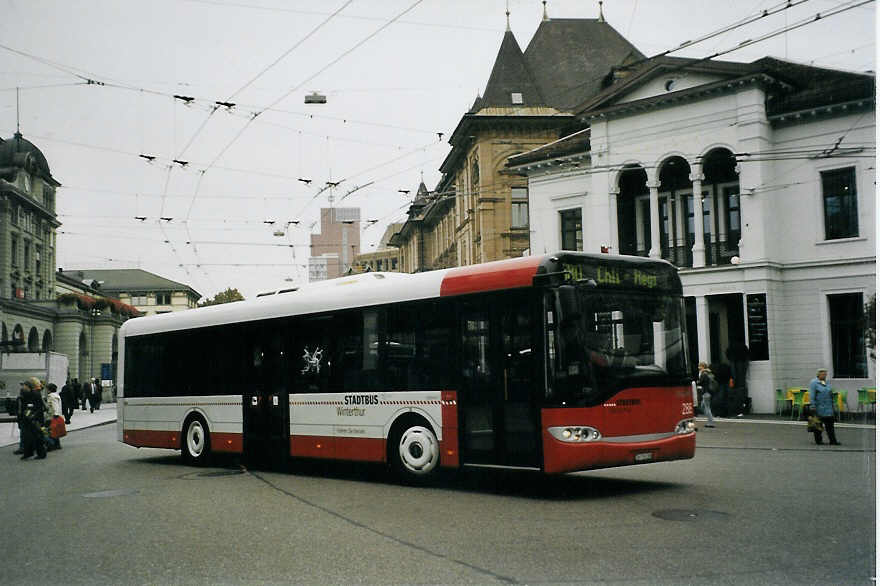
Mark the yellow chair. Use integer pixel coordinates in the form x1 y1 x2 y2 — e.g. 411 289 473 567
834 390 848 421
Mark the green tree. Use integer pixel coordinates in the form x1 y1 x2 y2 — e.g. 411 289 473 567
198 287 245 307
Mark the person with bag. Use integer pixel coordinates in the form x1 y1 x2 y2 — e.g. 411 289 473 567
809 368 839 445
45 383 64 451
19 377 46 460
697 362 717 428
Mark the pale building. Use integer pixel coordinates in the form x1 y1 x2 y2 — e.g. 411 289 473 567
59 269 201 316
354 223 401 273
508 54 876 413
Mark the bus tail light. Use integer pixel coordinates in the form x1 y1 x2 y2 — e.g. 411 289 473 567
548 426 601 443
675 419 696 435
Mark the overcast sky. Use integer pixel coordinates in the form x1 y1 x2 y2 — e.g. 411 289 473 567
1 0 875 299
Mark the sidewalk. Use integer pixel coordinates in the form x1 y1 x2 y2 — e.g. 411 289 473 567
0 403 117 448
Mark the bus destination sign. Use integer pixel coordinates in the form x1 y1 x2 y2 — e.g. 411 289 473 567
562 262 668 290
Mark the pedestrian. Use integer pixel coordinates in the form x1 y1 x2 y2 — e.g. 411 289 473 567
12 382 26 455
73 378 84 410
45 383 63 451
697 361 717 428
92 378 102 411
81 378 92 412
809 368 840 446
60 379 74 424
19 377 47 460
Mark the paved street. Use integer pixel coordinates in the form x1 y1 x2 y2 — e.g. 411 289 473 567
0 416 874 585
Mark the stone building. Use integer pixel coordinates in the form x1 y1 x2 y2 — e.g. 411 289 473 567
391 10 643 270
507 52 876 413
0 133 138 388
59 268 200 316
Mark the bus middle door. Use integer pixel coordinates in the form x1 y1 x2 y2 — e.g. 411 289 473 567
243 329 290 470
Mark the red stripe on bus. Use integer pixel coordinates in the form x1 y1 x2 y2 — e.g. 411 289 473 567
440 390 459 467
212 432 243 454
123 429 178 450
439 256 543 297
290 435 386 462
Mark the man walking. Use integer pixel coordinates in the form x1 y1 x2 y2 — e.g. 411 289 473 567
60 378 74 424
81 378 92 412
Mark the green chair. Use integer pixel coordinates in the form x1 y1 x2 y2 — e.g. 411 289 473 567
858 388 875 422
775 389 789 416
791 390 807 420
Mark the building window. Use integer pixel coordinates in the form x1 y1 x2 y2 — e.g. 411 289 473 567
10 237 18 267
131 293 148 305
822 167 858 239
511 187 529 228
35 247 41 275
828 293 867 378
560 208 583 251
23 242 31 270
157 293 171 305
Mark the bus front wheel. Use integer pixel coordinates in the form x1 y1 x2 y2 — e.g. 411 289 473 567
182 415 211 466
391 421 439 483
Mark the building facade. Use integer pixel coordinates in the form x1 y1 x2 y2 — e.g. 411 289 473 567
354 223 402 273
309 207 361 281
391 13 643 271
508 55 876 413
58 269 201 316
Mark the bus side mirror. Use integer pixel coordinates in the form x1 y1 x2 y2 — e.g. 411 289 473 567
556 285 580 322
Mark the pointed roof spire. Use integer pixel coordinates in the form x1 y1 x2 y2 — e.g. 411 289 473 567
478 27 545 109
598 1 605 23
505 0 511 32
542 1 549 22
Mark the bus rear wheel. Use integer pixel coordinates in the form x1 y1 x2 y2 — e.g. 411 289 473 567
182 415 211 466
391 422 439 483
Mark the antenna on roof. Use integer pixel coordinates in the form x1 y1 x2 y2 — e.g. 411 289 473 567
543 1 549 22
16 87 20 133
598 0 605 23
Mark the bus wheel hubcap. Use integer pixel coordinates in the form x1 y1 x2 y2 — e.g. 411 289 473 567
399 426 438 474
187 421 204 456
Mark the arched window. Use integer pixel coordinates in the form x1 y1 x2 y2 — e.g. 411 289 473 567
42 330 53 352
28 327 39 352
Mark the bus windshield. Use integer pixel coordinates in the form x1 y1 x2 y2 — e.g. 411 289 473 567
545 284 689 407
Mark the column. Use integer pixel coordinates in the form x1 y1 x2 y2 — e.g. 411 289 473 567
647 180 661 259
695 295 710 365
690 167 706 267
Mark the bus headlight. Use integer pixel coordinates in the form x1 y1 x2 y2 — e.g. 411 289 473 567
675 419 696 435
549 426 602 443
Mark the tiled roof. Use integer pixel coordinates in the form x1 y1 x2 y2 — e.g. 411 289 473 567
474 30 545 110
59 269 201 298
523 19 644 111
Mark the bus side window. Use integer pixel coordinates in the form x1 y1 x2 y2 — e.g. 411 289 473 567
292 315 337 394
342 309 381 392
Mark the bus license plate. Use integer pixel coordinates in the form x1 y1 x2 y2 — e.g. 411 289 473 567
634 452 653 462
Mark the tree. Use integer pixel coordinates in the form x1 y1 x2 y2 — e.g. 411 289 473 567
198 287 244 307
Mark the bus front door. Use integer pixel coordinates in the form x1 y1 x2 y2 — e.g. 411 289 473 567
459 294 540 469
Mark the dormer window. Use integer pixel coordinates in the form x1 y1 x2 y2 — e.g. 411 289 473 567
511 92 523 104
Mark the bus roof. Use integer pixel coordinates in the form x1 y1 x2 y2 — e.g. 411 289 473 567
119 252 678 338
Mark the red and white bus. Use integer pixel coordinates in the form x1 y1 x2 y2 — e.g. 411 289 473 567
118 252 695 481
